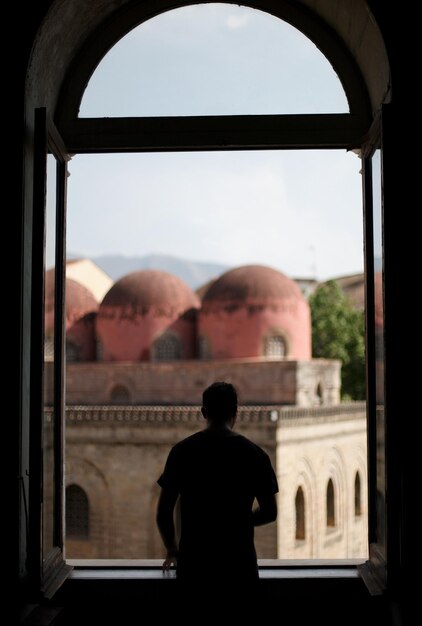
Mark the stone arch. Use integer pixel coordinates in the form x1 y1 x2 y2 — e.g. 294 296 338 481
354 471 362 517
23 0 391 570
324 447 347 535
280 456 317 559
109 383 132 405
349 444 369 556
298 457 318 557
65 455 113 558
66 484 90 539
50 1 383 129
107 377 134 405
315 381 324 405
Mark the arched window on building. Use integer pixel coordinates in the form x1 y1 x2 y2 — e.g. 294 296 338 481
354 471 362 517
66 339 79 362
66 484 89 540
198 335 211 360
315 382 323 405
295 486 306 540
152 333 182 361
96 339 103 361
326 478 336 528
263 335 287 358
110 384 131 404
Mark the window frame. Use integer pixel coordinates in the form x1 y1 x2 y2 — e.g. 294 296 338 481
28 108 72 598
28 0 390 596
55 0 372 151
356 110 390 594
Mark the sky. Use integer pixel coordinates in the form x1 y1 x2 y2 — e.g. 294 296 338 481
66 3 364 281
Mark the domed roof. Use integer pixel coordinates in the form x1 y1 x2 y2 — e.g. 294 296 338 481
100 270 200 313
65 278 98 321
202 265 303 303
45 269 98 322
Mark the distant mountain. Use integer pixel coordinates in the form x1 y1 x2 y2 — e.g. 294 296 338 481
67 252 230 291
67 250 369 299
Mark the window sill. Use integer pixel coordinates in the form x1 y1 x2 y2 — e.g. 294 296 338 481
66 558 365 581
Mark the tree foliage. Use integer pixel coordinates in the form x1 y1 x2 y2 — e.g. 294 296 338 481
309 280 365 401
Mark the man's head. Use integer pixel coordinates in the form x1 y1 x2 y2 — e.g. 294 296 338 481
201 381 238 426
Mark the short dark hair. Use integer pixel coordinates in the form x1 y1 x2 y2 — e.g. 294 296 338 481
202 381 238 423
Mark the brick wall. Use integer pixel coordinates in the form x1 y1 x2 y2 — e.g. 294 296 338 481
64 403 366 561
64 358 340 406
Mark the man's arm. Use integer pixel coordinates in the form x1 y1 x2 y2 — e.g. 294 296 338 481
252 492 277 527
156 487 179 570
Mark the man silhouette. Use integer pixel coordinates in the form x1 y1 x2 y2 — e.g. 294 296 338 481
156 381 278 608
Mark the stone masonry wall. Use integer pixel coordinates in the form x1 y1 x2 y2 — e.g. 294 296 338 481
64 403 366 561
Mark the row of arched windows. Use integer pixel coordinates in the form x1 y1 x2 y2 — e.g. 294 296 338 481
66 473 363 543
295 472 362 541
69 332 288 362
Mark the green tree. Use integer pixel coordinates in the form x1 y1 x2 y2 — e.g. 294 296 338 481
309 280 365 401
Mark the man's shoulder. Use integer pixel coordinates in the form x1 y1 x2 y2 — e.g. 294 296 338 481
172 430 205 451
235 433 268 456
171 430 268 459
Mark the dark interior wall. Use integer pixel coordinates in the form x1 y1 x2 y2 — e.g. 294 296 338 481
16 1 54 586
366 0 407 607
26 0 390 118
26 0 125 115
17 1 408 622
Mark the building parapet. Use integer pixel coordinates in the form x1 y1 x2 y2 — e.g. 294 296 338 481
64 402 366 425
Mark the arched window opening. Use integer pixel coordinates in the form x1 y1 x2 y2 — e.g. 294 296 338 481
80 4 348 118
295 486 306 540
326 478 336 528
66 485 90 540
66 339 79 362
264 335 287 358
354 472 362 517
96 339 103 361
198 335 211 360
110 384 131 405
152 333 182 361
315 382 323 405
53 0 376 566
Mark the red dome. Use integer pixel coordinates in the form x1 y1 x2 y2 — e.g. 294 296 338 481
97 270 200 362
199 265 311 360
101 270 199 314
45 270 98 327
45 270 98 361
202 265 303 306
65 278 98 322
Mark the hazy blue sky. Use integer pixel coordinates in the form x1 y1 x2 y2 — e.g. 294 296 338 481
67 3 363 281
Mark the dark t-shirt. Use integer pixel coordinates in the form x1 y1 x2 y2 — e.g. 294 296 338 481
157 428 278 583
